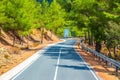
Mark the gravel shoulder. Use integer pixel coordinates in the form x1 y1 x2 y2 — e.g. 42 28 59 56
0 41 59 75
76 43 119 80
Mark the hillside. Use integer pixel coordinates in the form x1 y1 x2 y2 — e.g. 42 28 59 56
0 29 61 75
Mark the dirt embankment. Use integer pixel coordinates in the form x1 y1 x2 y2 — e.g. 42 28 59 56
0 29 61 75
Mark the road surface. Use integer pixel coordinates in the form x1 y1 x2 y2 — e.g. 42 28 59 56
10 39 100 80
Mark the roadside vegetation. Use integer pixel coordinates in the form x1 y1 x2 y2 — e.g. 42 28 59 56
0 0 120 74
57 0 120 61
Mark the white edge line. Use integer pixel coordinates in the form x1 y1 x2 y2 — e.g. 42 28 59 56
0 42 63 80
11 53 43 80
53 48 62 80
53 39 66 80
0 50 45 80
74 43 101 80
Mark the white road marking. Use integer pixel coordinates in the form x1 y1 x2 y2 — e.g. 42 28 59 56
11 51 44 80
53 48 62 80
0 43 57 80
10 44 58 80
74 43 101 80
0 49 45 80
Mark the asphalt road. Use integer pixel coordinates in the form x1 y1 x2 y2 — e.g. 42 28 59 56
10 39 100 80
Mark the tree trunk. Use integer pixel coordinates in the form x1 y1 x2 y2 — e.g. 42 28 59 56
0 26 2 35
91 34 94 46
26 35 29 49
50 30 52 40
20 36 23 46
40 27 44 44
13 36 16 46
107 47 112 58
12 31 16 46
88 30 91 45
95 41 101 53
84 32 87 43
114 46 117 60
88 30 94 46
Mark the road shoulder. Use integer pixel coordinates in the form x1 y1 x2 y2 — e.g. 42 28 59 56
0 41 61 80
75 42 119 80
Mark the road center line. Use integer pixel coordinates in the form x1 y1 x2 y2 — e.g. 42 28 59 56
54 48 62 80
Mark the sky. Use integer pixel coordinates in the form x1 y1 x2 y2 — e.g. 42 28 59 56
37 0 52 3
64 29 69 38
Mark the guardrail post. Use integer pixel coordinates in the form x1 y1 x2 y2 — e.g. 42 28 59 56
98 57 101 62
115 66 119 76
110 63 113 68
101 58 103 61
82 42 120 76
105 61 107 65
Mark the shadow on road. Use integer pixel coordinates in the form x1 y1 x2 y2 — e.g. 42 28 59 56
42 41 83 62
58 64 92 70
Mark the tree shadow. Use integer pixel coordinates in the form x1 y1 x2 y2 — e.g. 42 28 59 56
44 34 53 41
42 42 83 62
58 64 91 70
0 36 12 46
28 36 40 42
94 67 114 75
77 48 118 76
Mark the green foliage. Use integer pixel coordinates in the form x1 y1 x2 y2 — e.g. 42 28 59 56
47 0 65 33
60 0 120 55
56 28 64 37
40 0 65 35
105 21 120 48
0 0 119 51
0 0 7 26
0 0 42 36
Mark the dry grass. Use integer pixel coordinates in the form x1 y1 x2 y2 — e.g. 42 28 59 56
29 42 40 48
8 47 21 54
0 28 61 75
102 47 120 60
0 47 11 73
84 43 120 61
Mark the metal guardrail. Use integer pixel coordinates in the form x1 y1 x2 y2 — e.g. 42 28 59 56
80 40 120 76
